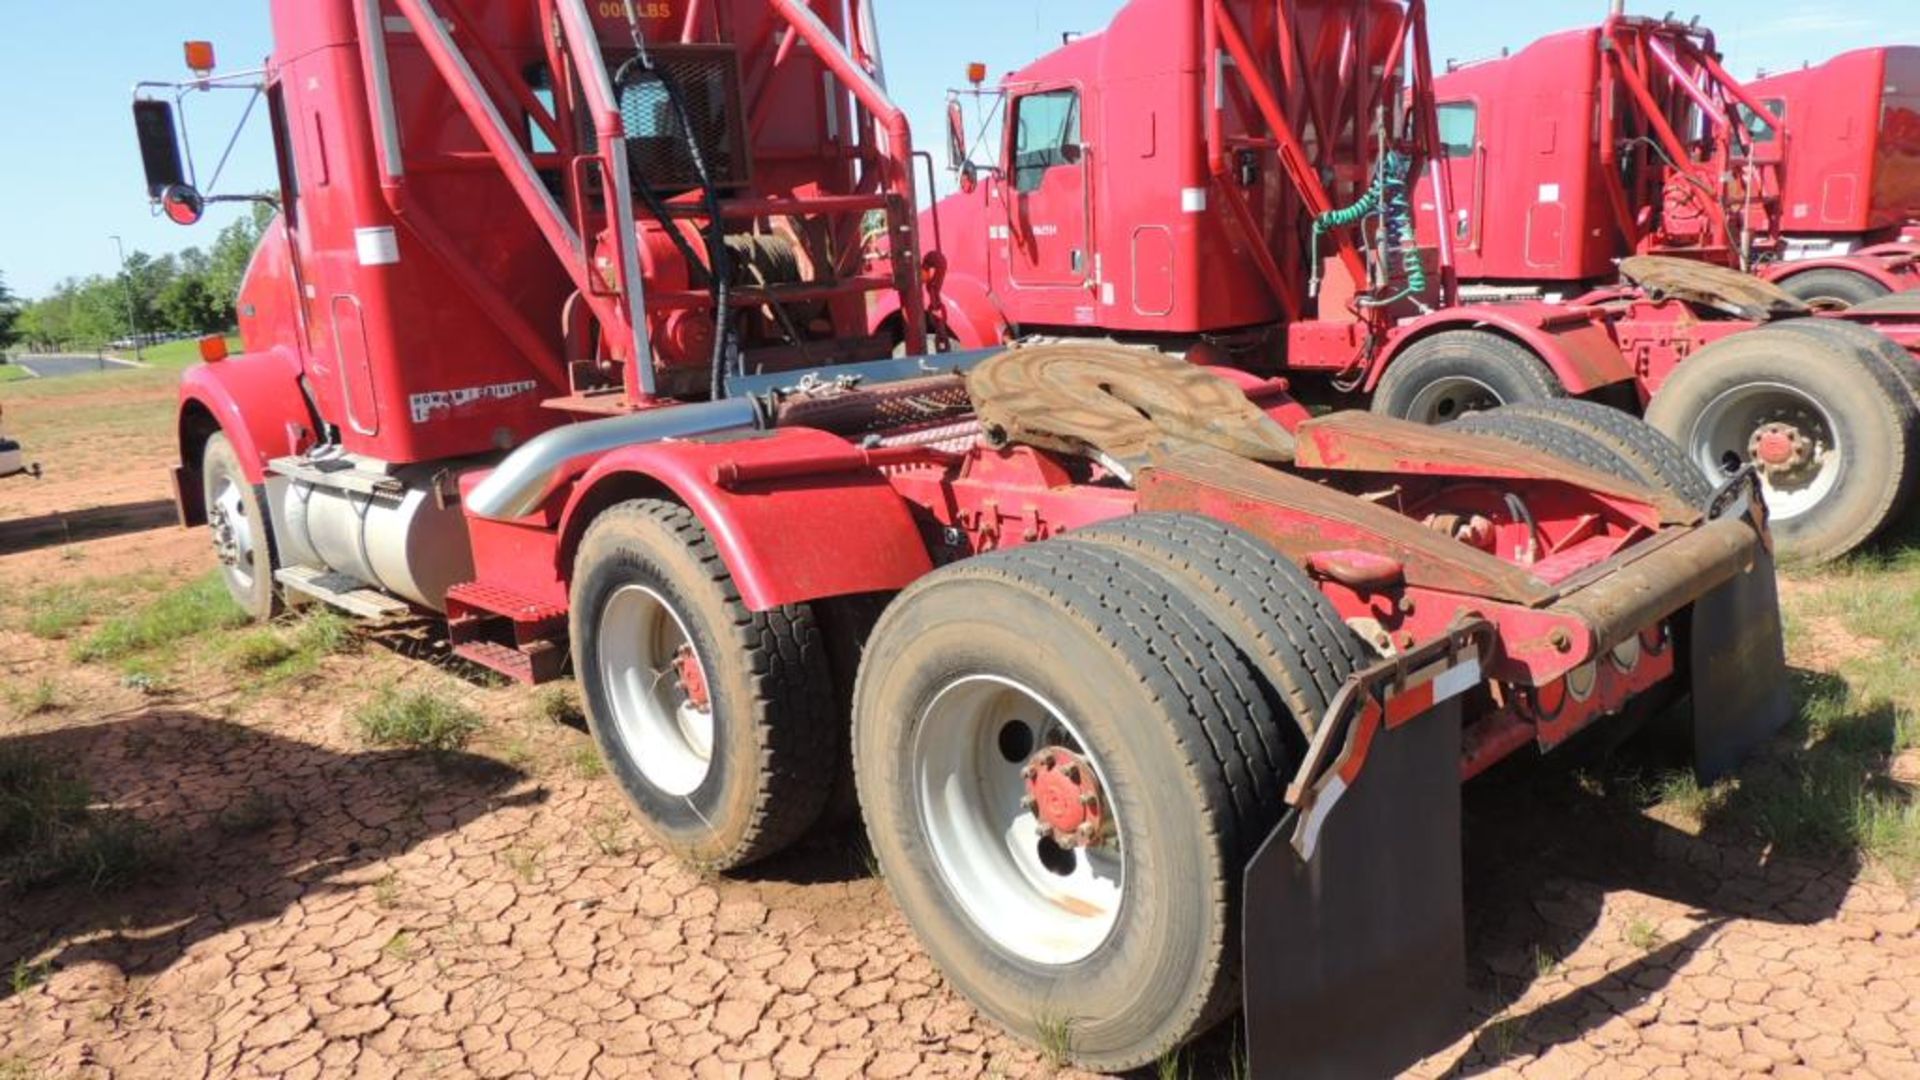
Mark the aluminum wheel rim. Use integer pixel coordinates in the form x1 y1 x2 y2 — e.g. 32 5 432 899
1686 381 1840 522
912 674 1124 965
597 584 714 796
210 475 257 591
1405 375 1503 423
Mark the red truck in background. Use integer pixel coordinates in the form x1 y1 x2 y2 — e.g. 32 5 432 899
1425 21 1918 309
910 2 1920 563
1746 45 1920 306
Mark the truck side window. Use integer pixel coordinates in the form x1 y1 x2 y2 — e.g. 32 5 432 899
1738 98 1785 144
1436 102 1476 158
1011 89 1081 194
267 83 301 225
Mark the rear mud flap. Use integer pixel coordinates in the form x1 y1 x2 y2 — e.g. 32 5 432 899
1243 698 1465 1079
1681 539 1790 781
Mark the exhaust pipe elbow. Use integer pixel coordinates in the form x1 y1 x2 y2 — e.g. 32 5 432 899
465 396 764 521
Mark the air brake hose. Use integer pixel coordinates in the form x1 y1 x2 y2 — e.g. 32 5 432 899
1310 150 1428 309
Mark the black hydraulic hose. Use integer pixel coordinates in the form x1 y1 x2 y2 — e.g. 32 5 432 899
617 8 733 401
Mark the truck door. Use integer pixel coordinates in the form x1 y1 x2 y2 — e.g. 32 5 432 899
1003 87 1092 294
1434 100 1484 275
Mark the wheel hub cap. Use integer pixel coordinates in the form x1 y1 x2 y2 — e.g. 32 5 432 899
1750 421 1812 473
1021 748 1106 848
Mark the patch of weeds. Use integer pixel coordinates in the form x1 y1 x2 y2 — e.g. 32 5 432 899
119 666 164 696
1857 793 1920 879
1650 770 1729 827
1155 1047 1189 1080
586 812 632 857
222 629 297 673
215 791 280 836
1623 915 1665 952
535 686 585 727
372 873 403 910
1483 1014 1526 1059
21 587 97 640
1532 943 1562 978
73 572 248 665
4 678 60 720
9 958 51 997
379 931 416 962
355 685 484 751
496 735 537 771
568 742 606 780
501 844 542 883
0 748 166 894
1033 1011 1074 1070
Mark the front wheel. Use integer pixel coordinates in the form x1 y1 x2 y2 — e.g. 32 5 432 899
570 499 836 869
201 432 278 620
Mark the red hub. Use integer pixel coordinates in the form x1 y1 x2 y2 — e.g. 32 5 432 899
1020 748 1106 848
673 644 710 711
1750 421 1811 473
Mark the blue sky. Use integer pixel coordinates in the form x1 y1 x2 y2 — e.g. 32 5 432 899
0 1 1914 298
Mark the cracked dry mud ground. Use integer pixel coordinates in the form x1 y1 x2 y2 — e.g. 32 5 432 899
2 374 1917 1079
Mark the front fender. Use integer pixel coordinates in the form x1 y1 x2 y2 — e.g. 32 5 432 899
558 427 935 612
871 273 1005 351
178 346 315 484
1375 304 1636 396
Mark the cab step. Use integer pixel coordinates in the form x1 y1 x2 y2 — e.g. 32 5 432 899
276 566 413 620
445 582 569 684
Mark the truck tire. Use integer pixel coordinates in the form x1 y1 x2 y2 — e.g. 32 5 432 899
201 432 279 620
1775 268 1891 310
570 499 836 870
1068 513 1366 742
853 540 1301 1071
1372 329 1566 424
1447 409 1647 486
1458 399 1715 506
1846 290 1920 317
1645 328 1918 562
1767 317 1920 414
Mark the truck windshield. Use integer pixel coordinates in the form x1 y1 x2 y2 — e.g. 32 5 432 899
1011 89 1081 194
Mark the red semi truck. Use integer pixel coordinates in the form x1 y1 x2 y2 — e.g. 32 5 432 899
1746 45 1920 305
915 4 1920 563
137 1 1786 1072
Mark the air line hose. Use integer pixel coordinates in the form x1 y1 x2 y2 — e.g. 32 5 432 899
1310 150 1428 309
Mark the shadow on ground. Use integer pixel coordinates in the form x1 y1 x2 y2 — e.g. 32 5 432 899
1145 664 1899 1079
0 709 540 998
0 500 178 555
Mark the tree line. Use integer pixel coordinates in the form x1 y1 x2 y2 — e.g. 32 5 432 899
4 205 273 352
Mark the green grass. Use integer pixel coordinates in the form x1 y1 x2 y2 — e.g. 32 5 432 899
3 678 61 721
107 336 241 371
1033 1012 1074 1070
355 685 485 751
1623 915 1665 952
534 685 584 727
0 746 164 893
9 572 171 641
72 572 250 665
0 364 31 384
217 609 354 682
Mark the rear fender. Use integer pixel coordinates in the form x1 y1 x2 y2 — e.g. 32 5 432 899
1376 304 1636 395
1766 256 1914 292
557 427 936 611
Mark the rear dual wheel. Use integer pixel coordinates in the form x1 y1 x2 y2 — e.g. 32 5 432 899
570 499 837 870
1645 325 1919 562
1775 268 1892 310
854 524 1361 1072
1371 329 1566 423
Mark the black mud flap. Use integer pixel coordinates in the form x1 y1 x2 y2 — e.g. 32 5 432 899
1243 698 1466 1080
1683 538 1790 781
